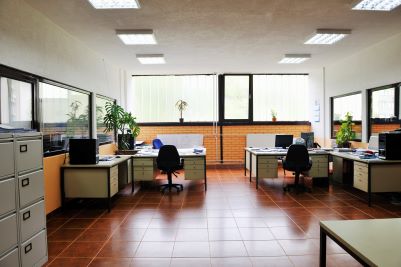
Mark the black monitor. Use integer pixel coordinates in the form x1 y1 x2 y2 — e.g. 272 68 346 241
69 138 99 164
275 135 293 149
301 132 314 148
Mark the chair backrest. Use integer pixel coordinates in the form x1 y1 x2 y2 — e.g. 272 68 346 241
284 144 311 171
152 138 164 149
156 145 181 172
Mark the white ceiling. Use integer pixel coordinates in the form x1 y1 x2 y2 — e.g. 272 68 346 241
25 0 401 75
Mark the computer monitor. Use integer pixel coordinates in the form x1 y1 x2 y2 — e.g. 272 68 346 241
301 132 314 148
275 135 293 149
69 138 99 164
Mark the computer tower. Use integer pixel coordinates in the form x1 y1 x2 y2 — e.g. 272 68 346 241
69 138 99 164
378 132 401 160
301 132 314 148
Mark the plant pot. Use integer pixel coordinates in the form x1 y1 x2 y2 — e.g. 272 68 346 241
337 142 351 148
179 118 184 124
118 134 135 150
272 117 277 122
116 149 138 155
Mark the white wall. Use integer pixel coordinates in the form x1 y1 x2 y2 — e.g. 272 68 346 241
0 0 126 102
309 68 325 145
320 33 401 144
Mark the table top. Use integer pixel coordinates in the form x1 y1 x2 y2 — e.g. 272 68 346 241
245 147 330 156
330 151 401 164
320 219 401 267
62 155 131 168
133 148 206 158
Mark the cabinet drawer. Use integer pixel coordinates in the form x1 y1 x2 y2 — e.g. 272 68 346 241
19 201 46 242
184 158 204 166
134 170 154 181
311 156 328 163
257 157 277 164
19 170 44 208
185 169 205 180
133 158 153 167
0 178 16 216
184 164 204 171
258 168 278 178
258 162 278 170
21 230 47 267
0 142 14 179
110 166 118 178
0 214 17 256
354 165 368 175
110 173 118 196
354 175 368 192
16 139 42 173
0 248 19 267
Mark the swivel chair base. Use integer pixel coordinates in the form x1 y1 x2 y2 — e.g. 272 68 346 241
160 172 183 193
283 173 310 193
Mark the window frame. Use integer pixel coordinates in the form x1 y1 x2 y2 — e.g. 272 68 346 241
96 94 117 144
39 78 93 157
0 64 38 130
330 91 362 142
367 83 401 138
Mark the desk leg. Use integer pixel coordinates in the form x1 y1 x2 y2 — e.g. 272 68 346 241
131 159 135 194
256 155 259 189
61 168 65 208
244 150 247 176
319 227 327 267
368 165 372 207
204 156 207 191
250 154 252 183
107 169 111 213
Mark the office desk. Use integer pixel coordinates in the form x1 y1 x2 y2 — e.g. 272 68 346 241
331 151 401 206
244 148 329 189
320 219 401 267
61 155 132 211
133 148 207 190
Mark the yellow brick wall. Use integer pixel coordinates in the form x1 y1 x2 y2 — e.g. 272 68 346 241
137 124 311 163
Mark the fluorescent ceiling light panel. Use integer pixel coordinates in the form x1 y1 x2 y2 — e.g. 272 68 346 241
305 29 351 45
279 54 311 64
116 30 157 45
352 0 401 11
136 54 166 64
88 0 140 9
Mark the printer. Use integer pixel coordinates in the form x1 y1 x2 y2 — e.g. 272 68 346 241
378 131 401 160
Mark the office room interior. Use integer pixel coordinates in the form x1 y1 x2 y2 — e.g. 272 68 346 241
1 0 401 266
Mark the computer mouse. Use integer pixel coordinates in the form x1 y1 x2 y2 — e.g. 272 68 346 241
115 156 121 158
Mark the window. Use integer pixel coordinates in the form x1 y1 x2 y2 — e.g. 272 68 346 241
253 75 308 121
368 85 400 137
223 75 250 120
130 75 216 123
39 82 91 155
96 95 115 144
0 77 33 129
331 93 362 140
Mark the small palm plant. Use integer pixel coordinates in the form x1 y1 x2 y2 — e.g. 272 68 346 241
336 112 355 148
175 100 188 123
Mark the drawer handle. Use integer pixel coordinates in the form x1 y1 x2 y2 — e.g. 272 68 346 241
23 211 31 221
22 178 30 187
24 243 32 254
20 144 28 153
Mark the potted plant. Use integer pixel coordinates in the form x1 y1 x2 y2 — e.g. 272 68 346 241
271 109 277 122
336 112 355 148
103 102 140 152
175 99 188 123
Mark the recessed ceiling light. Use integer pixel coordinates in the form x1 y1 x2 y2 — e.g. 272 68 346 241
136 54 166 64
279 54 311 64
353 0 401 11
88 0 140 9
116 30 157 45
305 29 351 45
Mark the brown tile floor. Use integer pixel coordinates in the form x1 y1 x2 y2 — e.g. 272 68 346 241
45 166 401 267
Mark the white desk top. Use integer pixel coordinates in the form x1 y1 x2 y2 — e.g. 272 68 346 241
321 219 401 267
62 155 131 168
245 147 329 156
330 151 401 164
133 148 206 158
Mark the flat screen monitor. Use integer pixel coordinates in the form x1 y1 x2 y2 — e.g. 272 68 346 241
275 135 293 149
69 138 99 164
301 132 314 148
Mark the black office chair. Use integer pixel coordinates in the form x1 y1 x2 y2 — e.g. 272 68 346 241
157 145 184 193
282 144 312 192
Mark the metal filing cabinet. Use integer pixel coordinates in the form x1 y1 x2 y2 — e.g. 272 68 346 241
0 133 48 267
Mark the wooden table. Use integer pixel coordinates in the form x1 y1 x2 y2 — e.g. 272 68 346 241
320 219 401 267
